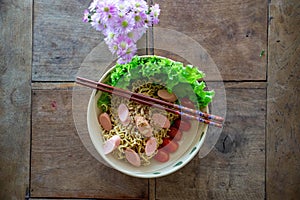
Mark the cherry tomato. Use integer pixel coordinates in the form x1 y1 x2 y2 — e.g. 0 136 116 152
162 138 179 153
161 138 171 147
154 149 169 162
168 127 182 141
174 119 191 132
174 119 180 128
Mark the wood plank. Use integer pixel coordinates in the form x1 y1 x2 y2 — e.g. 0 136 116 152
156 88 266 199
0 0 32 199
32 0 103 81
153 0 267 81
148 179 156 200
32 82 75 90
29 199 93 200
224 81 266 89
32 0 148 82
31 89 149 199
267 0 300 199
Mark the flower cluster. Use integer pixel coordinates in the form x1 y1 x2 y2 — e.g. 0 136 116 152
83 0 160 64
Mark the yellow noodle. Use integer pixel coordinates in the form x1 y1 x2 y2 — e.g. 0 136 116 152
101 80 180 166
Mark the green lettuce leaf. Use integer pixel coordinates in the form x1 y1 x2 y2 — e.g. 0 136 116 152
179 64 205 83
103 55 214 107
97 92 111 112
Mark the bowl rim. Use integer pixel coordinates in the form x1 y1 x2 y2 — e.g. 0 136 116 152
87 55 209 178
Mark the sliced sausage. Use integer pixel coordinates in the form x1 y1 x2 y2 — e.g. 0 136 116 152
145 137 157 156
118 103 131 126
125 148 141 167
162 138 179 153
103 135 121 155
152 113 170 129
154 149 169 163
135 115 153 137
157 89 177 102
168 127 182 141
98 112 112 131
174 119 191 132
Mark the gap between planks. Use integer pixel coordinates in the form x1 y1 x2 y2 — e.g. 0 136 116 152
32 82 75 90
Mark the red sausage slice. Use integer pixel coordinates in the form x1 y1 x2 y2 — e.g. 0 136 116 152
125 148 141 167
174 119 191 132
98 113 112 131
152 113 170 129
118 103 130 125
103 135 121 155
135 115 153 137
154 149 169 163
161 138 179 153
165 140 179 153
168 127 182 141
157 89 177 102
145 137 157 156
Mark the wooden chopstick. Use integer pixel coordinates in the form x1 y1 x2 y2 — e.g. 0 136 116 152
76 76 224 122
75 77 223 128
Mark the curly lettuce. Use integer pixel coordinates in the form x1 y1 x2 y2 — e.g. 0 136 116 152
99 55 214 109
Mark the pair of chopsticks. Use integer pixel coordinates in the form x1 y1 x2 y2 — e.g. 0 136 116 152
76 76 224 128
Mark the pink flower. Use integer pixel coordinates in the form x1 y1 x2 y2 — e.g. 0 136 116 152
83 0 160 63
82 9 90 23
132 0 148 12
133 11 147 29
114 35 137 64
90 13 105 31
88 0 100 11
96 1 117 23
114 13 135 34
150 4 160 25
128 28 146 42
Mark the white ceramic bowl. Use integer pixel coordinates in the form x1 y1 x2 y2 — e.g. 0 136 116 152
87 56 208 178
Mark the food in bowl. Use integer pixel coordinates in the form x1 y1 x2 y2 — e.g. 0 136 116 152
100 81 185 166
92 55 214 169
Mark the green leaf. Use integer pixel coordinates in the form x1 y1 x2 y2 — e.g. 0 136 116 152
192 81 215 107
172 83 195 100
129 67 141 79
141 62 161 77
99 56 215 108
158 57 172 69
97 92 111 112
179 65 204 83
259 49 265 57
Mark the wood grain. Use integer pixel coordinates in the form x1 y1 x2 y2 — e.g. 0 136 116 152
32 82 75 90
267 0 300 199
28 199 93 200
156 87 266 199
12 0 299 198
31 89 149 199
0 0 32 199
32 0 102 81
153 0 267 81
29 199 92 200
32 0 148 82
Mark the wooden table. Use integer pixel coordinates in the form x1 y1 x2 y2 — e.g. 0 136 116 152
1 0 299 199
